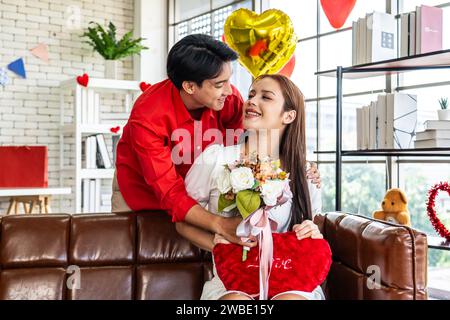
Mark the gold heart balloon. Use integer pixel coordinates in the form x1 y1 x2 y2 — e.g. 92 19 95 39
224 9 297 78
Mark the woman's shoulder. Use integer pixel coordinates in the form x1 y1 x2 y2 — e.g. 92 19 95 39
195 143 240 166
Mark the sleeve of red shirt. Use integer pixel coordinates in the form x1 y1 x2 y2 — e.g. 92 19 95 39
128 120 197 222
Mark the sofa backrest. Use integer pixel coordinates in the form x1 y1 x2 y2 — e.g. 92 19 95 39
0 212 211 300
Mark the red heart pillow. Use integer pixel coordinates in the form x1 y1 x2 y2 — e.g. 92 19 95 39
213 232 332 299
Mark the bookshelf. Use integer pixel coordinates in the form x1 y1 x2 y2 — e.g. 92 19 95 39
315 49 450 210
59 77 141 213
315 50 450 250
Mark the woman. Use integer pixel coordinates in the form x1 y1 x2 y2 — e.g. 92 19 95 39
177 74 324 300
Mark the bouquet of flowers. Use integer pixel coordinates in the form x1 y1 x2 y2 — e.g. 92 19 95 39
217 153 292 261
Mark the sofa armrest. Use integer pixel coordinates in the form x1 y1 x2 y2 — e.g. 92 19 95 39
314 212 428 300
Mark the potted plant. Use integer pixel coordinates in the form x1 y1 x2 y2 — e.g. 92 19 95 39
438 97 450 121
81 21 148 79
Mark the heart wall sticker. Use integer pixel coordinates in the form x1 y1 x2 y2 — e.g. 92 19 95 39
139 81 152 92
320 0 357 29
77 73 89 87
224 9 297 78
213 232 332 298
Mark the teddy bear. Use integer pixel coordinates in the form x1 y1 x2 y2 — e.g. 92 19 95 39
373 188 411 226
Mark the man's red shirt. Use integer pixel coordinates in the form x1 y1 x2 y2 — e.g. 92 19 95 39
116 79 243 222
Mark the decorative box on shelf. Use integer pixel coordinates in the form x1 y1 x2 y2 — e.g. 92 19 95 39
59 77 141 213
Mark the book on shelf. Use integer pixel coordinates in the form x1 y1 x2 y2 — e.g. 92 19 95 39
84 136 97 169
416 5 443 54
82 179 90 213
80 89 100 125
356 108 363 149
95 178 101 212
89 179 95 212
366 12 397 63
409 12 416 56
376 94 387 149
363 105 370 149
400 13 409 58
352 12 397 65
414 139 450 148
96 134 112 169
352 21 358 65
369 101 377 149
386 93 417 149
416 129 450 140
356 93 417 150
424 120 450 130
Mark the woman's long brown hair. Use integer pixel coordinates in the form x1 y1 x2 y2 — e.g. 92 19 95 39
254 74 312 228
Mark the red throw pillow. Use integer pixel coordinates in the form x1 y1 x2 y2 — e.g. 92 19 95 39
213 232 332 299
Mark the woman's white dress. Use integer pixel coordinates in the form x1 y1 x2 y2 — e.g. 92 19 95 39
184 143 325 300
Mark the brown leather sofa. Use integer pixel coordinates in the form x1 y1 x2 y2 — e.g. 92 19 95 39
0 211 427 300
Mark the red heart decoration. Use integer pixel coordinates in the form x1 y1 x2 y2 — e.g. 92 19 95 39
213 232 332 298
139 81 152 92
320 0 356 29
277 55 296 78
110 126 120 134
76 73 89 87
427 182 450 241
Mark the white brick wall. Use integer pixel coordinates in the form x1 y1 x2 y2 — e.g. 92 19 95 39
0 0 134 214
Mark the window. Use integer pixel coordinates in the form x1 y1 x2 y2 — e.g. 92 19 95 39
168 0 253 94
267 0 450 296
168 0 450 297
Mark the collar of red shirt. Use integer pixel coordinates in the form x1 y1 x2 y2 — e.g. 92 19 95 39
170 82 216 125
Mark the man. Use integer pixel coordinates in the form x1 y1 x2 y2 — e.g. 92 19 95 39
114 34 320 246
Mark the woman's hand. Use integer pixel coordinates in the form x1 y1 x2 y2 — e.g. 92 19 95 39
293 220 323 240
307 161 321 189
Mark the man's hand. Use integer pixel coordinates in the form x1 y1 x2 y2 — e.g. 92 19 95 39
214 216 257 248
184 205 257 248
307 161 321 189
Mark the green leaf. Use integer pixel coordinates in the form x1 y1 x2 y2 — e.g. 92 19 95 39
218 194 236 213
236 190 261 219
80 21 148 60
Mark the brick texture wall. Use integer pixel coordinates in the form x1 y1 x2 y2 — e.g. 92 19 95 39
0 0 135 214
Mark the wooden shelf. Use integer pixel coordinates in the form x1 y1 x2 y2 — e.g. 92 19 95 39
315 148 450 157
61 124 125 135
316 49 450 79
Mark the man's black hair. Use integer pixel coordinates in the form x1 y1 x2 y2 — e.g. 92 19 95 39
167 34 238 90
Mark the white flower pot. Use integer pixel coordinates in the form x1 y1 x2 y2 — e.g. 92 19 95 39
105 60 118 79
437 109 450 121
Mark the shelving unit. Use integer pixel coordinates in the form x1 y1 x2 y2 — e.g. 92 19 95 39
59 78 141 213
315 50 450 251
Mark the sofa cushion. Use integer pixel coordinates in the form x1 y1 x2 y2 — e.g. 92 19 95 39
0 215 70 268
70 214 135 266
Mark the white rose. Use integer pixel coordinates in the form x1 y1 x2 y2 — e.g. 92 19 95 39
217 168 232 194
230 167 255 193
260 180 286 206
